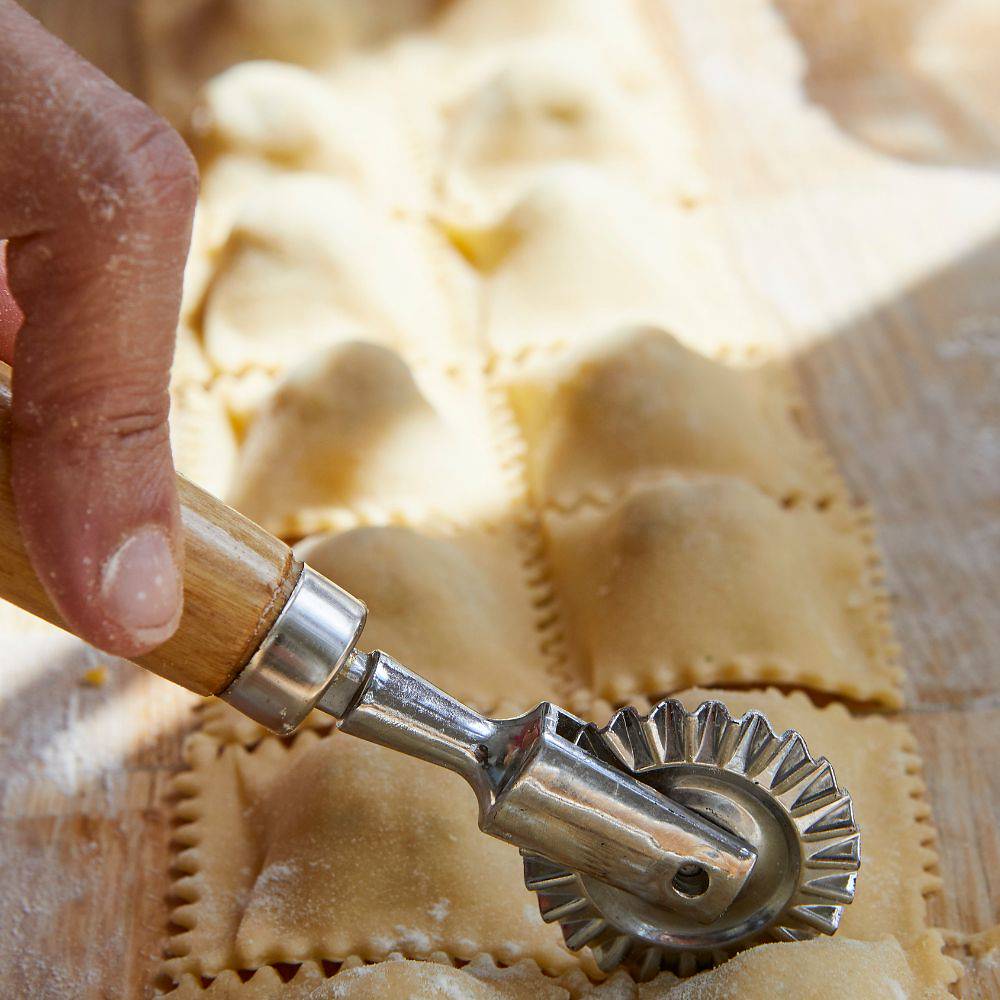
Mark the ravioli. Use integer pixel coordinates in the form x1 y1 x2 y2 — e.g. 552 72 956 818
503 325 835 509
438 41 705 221
299 526 559 706
148 0 946 996
201 175 465 375
163 731 582 981
189 60 420 211
445 168 770 360
226 342 509 535
545 478 900 705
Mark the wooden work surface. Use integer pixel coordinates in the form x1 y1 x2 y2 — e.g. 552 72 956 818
1 2 997 997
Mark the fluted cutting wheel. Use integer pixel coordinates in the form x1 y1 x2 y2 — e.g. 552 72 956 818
522 699 860 980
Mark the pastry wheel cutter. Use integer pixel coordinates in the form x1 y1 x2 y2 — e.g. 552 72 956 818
0 375 859 980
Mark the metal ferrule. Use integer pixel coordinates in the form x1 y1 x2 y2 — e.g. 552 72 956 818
220 566 367 735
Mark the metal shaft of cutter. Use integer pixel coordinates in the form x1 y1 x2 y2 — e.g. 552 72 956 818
318 649 757 924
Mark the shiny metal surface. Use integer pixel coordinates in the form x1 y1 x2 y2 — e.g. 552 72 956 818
321 651 757 923
523 700 861 979
220 566 367 734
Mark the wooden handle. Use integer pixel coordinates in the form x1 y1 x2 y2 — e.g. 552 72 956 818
0 366 301 696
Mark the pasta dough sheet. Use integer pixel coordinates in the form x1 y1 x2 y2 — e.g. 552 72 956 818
143 0 928 993
158 11 893 726
544 479 901 705
164 955 573 999
628 933 958 999
190 61 424 213
434 0 668 92
200 174 475 376
162 688 951 995
169 383 239 502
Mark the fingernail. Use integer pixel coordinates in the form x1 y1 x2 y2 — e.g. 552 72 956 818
100 526 182 645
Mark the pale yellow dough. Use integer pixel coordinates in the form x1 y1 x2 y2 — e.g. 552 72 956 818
635 934 958 999
298 524 560 712
161 934 957 998
504 325 835 509
189 61 421 212
169 383 238 500
164 688 949 995
201 174 466 375
446 167 772 360
163 955 569 999
148 0 937 995
545 478 900 705
438 40 706 221
163 730 582 981
435 0 664 89
226 342 509 536
199 519 558 746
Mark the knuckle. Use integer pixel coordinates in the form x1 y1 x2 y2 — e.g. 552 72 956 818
120 118 199 211
68 107 199 238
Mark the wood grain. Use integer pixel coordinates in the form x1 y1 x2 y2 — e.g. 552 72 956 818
15 0 144 96
3 1 998 997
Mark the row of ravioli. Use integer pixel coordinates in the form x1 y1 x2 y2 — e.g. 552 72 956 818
163 688 952 994
162 936 959 1000
166 0 726 382
143 0 707 210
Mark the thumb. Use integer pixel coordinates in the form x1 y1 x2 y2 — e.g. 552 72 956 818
0 241 22 358
2 2 198 656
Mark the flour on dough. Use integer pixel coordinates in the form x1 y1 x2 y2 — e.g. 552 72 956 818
435 0 664 90
163 954 570 999
298 525 560 713
151 1 936 996
636 933 959 999
163 730 585 982
546 478 901 705
163 688 951 994
198 522 561 745
189 60 420 211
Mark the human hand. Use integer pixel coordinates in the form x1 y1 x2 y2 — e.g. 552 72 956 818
0 1 198 656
